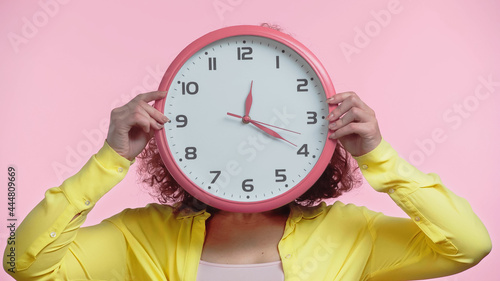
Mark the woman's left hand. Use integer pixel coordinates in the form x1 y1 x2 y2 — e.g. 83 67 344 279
327 91 382 157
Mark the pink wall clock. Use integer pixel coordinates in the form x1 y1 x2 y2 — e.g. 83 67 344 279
154 25 336 212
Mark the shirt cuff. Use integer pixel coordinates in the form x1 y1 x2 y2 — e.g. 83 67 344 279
96 140 136 167
59 141 134 212
352 139 432 193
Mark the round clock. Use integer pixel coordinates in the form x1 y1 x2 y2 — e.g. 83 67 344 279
154 25 337 213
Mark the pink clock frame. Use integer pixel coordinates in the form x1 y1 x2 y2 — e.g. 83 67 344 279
154 25 337 213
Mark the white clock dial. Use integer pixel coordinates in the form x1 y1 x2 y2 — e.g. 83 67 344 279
163 35 329 202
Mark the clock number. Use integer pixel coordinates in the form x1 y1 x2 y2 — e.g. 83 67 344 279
176 115 188 128
275 56 280 69
182 82 199 95
275 169 287 182
242 179 254 192
297 144 310 157
208 57 217 70
237 47 253 60
210 171 221 183
297 79 308 92
185 147 197 160
306 111 318 124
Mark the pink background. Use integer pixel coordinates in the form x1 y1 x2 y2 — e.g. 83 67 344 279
1 0 499 280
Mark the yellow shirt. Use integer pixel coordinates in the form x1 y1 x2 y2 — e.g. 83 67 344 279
3 139 491 280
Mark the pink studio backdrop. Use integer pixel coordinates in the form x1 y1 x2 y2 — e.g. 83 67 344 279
1 0 499 280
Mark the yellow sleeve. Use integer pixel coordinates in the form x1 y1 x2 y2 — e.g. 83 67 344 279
3 141 134 280
353 139 492 281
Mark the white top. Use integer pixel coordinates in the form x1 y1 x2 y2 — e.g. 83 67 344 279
196 260 285 281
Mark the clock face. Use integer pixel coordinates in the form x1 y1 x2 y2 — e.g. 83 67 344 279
155 26 336 212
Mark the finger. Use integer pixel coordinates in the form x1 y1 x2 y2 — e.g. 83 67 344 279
147 127 157 140
123 94 167 131
326 91 358 104
138 99 170 124
327 93 372 121
326 93 358 121
327 91 370 109
328 107 372 131
128 104 164 134
134 90 167 104
137 103 166 133
329 122 372 140
129 110 153 134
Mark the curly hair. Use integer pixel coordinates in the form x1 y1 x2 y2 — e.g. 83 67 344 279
136 136 362 212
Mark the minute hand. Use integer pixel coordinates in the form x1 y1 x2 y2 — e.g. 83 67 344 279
227 113 301 134
227 112 299 147
244 81 253 117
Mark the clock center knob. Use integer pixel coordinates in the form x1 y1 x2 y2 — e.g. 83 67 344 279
242 115 251 124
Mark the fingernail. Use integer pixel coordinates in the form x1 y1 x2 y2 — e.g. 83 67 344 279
327 96 334 102
329 132 336 139
157 122 164 128
329 122 336 130
327 113 334 120
162 115 169 123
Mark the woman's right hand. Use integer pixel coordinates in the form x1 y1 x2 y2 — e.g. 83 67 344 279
106 91 169 161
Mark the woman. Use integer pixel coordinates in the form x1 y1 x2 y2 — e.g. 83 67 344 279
4 91 491 280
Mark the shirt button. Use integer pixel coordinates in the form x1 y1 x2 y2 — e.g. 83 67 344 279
117 167 123 173
414 216 421 222
85 200 91 206
285 254 292 259
50 232 57 238
388 188 395 194
361 164 368 170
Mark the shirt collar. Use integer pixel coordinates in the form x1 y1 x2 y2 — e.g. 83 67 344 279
289 201 327 222
174 201 327 221
174 202 210 220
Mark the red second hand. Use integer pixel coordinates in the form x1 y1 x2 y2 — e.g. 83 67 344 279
227 113 301 134
227 112 298 147
249 121 297 147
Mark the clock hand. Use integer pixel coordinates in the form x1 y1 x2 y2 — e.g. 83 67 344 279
227 112 298 146
244 80 253 119
227 112 301 134
250 120 297 147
